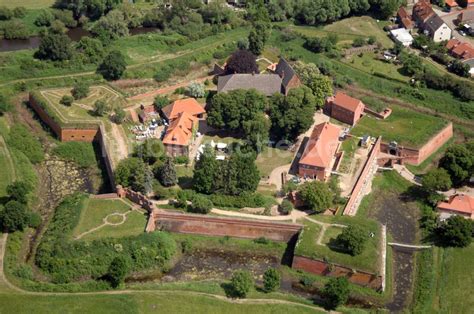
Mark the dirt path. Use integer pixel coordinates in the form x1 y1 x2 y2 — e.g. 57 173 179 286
210 208 308 223
267 164 291 191
109 123 129 163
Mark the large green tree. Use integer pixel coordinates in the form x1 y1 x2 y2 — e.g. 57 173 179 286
299 181 334 212
115 157 152 194
98 50 127 81
157 157 177 187
439 143 474 186
336 225 369 256
422 168 452 192
135 138 165 165
193 145 218 194
438 215 472 247
322 277 350 310
35 33 73 61
269 86 316 141
0 200 30 232
6 181 32 204
107 256 130 288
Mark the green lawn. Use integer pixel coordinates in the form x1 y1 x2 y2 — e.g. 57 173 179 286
0 0 54 9
295 216 381 274
320 225 344 245
342 52 407 83
0 135 14 197
73 198 132 238
339 137 359 174
288 16 393 48
255 147 294 177
351 105 448 148
0 291 323 314
81 210 147 241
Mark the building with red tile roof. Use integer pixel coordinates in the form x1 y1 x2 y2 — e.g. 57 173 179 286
298 122 341 181
446 38 474 59
398 7 414 29
162 111 198 156
161 98 206 156
413 0 435 25
437 194 474 220
446 0 459 8
324 92 365 126
161 98 206 121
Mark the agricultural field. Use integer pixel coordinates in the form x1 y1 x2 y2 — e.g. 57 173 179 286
288 16 393 48
295 216 381 274
0 0 54 9
351 105 448 148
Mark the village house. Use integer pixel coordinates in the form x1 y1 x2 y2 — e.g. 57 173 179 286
413 0 452 42
161 98 206 156
324 92 365 126
397 6 414 30
298 122 341 181
446 38 474 59
217 58 301 96
437 194 474 220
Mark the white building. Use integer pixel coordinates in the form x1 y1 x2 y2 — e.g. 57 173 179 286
463 58 474 77
390 28 414 47
424 15 452 42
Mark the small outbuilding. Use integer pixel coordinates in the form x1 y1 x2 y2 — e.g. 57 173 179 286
390 28 414 47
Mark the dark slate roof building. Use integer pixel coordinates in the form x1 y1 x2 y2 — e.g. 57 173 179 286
217 74 283 96
275 58 302 95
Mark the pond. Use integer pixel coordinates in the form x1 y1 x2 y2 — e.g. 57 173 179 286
0 27 158 53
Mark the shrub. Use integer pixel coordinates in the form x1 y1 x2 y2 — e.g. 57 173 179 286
174 155 189 165
107 256 130 288
60 95 74 106
336 225 369 256
189 195 213 214
71 83 90 100
322 277 350 310
97 50 127 81
279 199 293 215
0 200 30 232
52 142 96 168
352 37 366 47
28 212 42 229
154 67 172 82
6 181 32 204
187 82 205 98
93 100 109 116
263 268 280 292
253 237 270 244
437 215 472 247
153 95 170 109
229 270 254 298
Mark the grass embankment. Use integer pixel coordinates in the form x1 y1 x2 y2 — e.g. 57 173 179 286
351 105 448 148
295 216 380 274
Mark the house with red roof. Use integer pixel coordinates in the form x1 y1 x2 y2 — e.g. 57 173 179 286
446 38 474 59
437 194 474 220
298 122 341 181
397 7 414 30
324 92 365 126
446 0 459 9
161 98 206 156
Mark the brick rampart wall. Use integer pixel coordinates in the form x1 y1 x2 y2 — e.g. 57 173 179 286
149 210 302 242
343 137 381 216
28 93 63 138
117 186 154 212
61 128 99 142
292 256 382 290
379 123 453 165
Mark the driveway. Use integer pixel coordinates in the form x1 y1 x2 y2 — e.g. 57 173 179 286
434 7 474 45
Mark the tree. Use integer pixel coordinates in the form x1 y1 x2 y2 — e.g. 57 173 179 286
0 200 29 232
6 181 32 204
225 49 259 74
35 33 73 61
279 199 293 215
186 82 205 98
138 138 165 165
158 157 177 187
113 107 126 124
439 144 474 186
438 215 472 247
2 19 30 40
98 50 126 81
352 37 366 47
400 52 425 76
193 145 218 194
71 83 90 100
263 268 280 292
336 225 369 256
229 270 254 298
422 168 452 192
93 100 109 116
189 194 213 214
34 9 54 26
378 0 401 19
76 37 105 64
299 181 334 212
0 6 12 20
247 0 271 55
322 277 350 310
242 114 270 152
49 20 67 34
153 95 170 109
115 157 152 194
107 256 130 288
292 61 320 84
91 9 129 40
269 86 316 141
223 151 260 195
450 60 470 78
60 95 74 106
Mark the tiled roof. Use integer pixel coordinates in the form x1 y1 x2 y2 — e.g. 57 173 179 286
217 74 282 96
161 98 206 121
446 0 458 7
424 15 446 34
438 194 474 215
331 92 365 113
275 58 298 89
447 38 474 59
299 122 340 169
413 0 435 23
162 111 196 147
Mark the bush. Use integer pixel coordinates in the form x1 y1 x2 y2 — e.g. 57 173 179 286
253 237 270 244
71 83 90 100
208 193 267 209
0 200 30 232
322 277 350 310
174 155 189 165
0 6 12 20
263 268 280 292
1 19 30 39
154 67 172 82
107 256 130 288
229 270 253 298
7 125 44 164
52 141 97 168
189 194 213 214
60 95 74 106
279 199 293 215
93 100 109 117
352 37 366 47
437 215 472 247
28 212 42 229
336 225 369 256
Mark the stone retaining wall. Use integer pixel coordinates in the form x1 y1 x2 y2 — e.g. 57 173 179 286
148 210 302 242
292 255 382 290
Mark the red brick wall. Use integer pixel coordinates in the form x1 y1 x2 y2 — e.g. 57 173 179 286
61 128 99 142
343 137 381 216
165 144 188 157
292 255 382 290
150 211 302 242
298 165 325 180
324 100 364 126
284 76 302 95
28 94 62 138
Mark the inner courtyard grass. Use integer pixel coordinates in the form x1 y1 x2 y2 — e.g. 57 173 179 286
255 147 294 177
351 105 448 148
296 216 381 274
73 198 132 238
81 210 147 241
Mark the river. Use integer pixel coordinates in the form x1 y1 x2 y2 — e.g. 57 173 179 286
0 27 158 53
